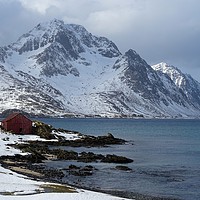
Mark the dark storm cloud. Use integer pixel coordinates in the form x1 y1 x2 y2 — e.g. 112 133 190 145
117 0 200 80
0 1 24 44
0 0 43 45
0 0 199 80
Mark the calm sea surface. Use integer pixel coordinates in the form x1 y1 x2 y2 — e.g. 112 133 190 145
37 118 200 200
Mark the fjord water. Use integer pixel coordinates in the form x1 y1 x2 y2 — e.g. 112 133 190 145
40 118 200 200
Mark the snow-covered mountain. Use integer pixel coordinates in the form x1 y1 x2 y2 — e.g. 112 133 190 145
152 62 200 111
0 19 200 118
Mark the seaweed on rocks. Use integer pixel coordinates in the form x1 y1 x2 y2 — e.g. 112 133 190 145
33 121 56 139
50 149 78 160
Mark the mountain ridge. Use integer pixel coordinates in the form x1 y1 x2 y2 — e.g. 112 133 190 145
0 19 200 118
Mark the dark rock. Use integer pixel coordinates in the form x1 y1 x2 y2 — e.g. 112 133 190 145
68 165 96 176
51 149 78 160
69 169 92 176
78 152 104 162
68 164 80 170
82 165 96 171
101 154 133 164
0 153 45 164
115 165 132 171
107 133 114 138
28 165 65 179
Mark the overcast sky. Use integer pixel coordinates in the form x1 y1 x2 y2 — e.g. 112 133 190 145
0 0 200 81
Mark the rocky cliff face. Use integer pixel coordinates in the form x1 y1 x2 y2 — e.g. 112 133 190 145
0 19 200 118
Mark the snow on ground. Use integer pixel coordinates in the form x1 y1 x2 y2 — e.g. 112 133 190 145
0 165 43 196
52 130 82 141
1 190 129 200
0 129 131 200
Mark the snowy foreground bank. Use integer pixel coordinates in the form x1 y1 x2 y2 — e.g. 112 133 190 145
0 129 131 200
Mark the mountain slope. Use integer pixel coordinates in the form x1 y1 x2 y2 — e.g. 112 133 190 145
0 64 65 116
97 50 199 117
152 62 200 110
0 19 200 118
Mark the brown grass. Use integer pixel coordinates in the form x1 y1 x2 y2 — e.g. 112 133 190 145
41 184 77 193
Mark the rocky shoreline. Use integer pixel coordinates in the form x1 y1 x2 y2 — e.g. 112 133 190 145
0 121 180 200
0 130 133 180
0 157 179 200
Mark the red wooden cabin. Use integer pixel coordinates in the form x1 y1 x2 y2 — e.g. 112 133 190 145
2 113 32 134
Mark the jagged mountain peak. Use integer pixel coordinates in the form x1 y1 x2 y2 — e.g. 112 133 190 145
10 19 121 58
114 49 149 71
152 62 200 110
125 49 148 66
153 63 200 92
152 62 186 87
67 23 89 35
3 19 121 78
12 19 73 54
125 49 138 56
152 62 181 74
35 18 65 31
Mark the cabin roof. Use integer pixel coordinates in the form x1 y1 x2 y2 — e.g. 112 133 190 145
2 113 31 122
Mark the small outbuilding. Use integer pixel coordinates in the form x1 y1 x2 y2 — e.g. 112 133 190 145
1 113 32 134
